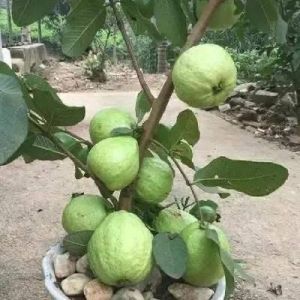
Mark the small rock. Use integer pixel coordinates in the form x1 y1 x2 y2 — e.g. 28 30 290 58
61 273 91 296
286 117 298 127
252 90 278 107
229 97 245 107
133 267 162 293
234 82 257 95
112 287 144 300
168 283 214 300
76 254 89 274
218 103 231 113
289 135 300 145
237 109 258 122
143 291 154 300
54 252 76 279
244 100 256 109
84 279 113 300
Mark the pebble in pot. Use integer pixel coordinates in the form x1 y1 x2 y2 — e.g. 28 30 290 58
112 287 144 300
84 279 113 300
168 283 214 300
61 273 91 296
54 252 76 279
76 254 90 274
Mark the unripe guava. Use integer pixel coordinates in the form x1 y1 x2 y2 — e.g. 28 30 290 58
89 108 136 144
62 195 107 233
135 157 174 204
180 223 230 287
87 136 139 191
196 0 240 30
154 207 197 234
88 211 153 286
172 44 237 109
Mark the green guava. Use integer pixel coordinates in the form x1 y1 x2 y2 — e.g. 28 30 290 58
196 0 240 30
154 207 198 234
62 194 108 233
89 108 136 144
87 136 139 191
172 44 237 109
88 211 153 286
135 157 174 204
180 222 230 287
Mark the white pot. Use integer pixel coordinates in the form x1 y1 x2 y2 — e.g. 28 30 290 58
42 243 226 300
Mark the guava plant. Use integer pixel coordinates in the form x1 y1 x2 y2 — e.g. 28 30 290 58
0 0 291 298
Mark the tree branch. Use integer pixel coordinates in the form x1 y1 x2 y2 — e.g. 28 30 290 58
139 0 225 156
28 115 118 208
109 0 155 104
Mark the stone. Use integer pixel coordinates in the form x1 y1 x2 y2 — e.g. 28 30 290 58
218 103 231 113
133 267 162 292
54 252 76 279
234 82 257 95
244 100 256 109
252 90 278 107
168 283 214 300
76 254 89 274
143 291 154 300
229 97 245 107
61 273 91 296
237 109 258 122
112 288 144 300
84 279 113 300
289 135 300 145
287 117 298 127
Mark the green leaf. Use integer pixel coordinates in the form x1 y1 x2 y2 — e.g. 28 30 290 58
110 127 134 137
136 0 155 18
245 0 278 33
0 73 28 165
194 181 230 199
63 230 94 257
154 0 187 47
135 90 151 123
180 0 196 25
31 90 85 126
275 14 288 44
169 109 200 147
12 0 58 26
22 134 66 161
171 141 194 169
122 0 162 41
193 157 288 197
153 233 187 279
206 228 235 299
153 124 171 149
62 0 107 57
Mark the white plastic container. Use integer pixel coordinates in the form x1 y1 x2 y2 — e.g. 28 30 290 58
42 243 225 300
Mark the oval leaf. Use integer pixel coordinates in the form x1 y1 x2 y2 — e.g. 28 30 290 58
135 90 151 123
0 73 28 165
193 157 288 197
12 0 58 26
153 233 187 279
62 0 107 57
63 230 94 257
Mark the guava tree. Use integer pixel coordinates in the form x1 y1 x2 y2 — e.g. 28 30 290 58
0 0 292 298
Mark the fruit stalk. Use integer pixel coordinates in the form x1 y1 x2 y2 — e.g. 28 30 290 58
109 0 155 104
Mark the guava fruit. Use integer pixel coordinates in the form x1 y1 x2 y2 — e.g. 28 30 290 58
180 222 230 287
62 194 107 233
196 0 240 30
89 108 136 144
154 207 197 234
135 157 174 204
87 136 139 191
88 211 153 286
172 44 237 109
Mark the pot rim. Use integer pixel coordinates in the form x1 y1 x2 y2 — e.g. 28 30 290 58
42 243 226 300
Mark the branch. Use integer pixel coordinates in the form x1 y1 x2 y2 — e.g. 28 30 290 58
109 0 155 104
61 129 93 147
28 115 118 208
139 0 225 156
151 139 199 204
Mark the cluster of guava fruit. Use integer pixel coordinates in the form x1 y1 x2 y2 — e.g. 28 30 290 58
61 5 238 289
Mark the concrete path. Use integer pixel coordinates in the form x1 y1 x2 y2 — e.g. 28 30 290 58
0 92 299 299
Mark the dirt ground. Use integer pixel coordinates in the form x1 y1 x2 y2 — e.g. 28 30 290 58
1 92 300 300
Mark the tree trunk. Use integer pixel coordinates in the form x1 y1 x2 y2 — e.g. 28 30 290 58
6 0 13 45
157 41 168 74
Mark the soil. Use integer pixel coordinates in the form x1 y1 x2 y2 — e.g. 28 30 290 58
1 88 300 298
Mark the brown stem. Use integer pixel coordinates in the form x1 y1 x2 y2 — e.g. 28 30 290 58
139 0 225 156
28 115 118 208
109 0 155 104
61 129 93 147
